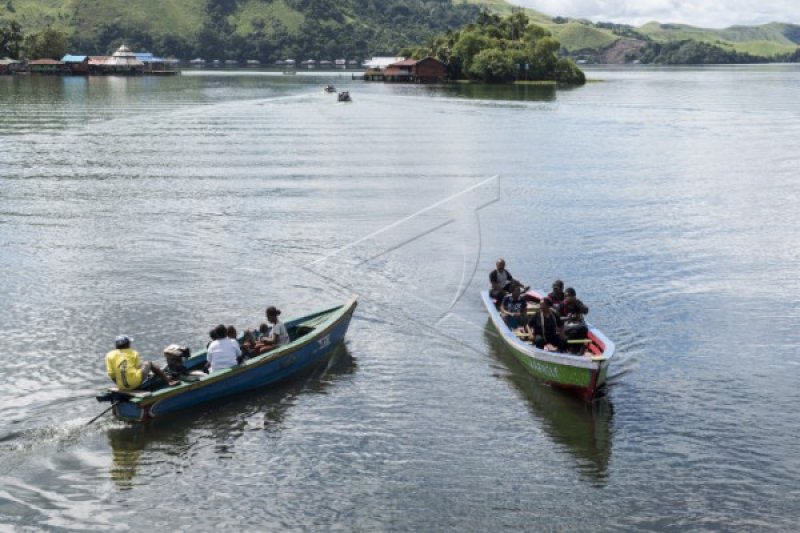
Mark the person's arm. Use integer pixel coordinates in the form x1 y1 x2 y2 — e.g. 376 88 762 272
105 354 114 381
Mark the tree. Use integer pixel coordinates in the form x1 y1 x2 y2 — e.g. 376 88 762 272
22 26 67 59
468 48 515 82
415 12 586 84
0 20 23 58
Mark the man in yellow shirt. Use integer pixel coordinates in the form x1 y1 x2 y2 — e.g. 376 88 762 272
105 336 177 390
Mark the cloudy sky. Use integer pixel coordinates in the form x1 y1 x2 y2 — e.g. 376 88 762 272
515 0 800 28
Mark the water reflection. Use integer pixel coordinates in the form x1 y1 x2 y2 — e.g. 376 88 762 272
484 326 613 483
435 82 556 102
105 344 356 488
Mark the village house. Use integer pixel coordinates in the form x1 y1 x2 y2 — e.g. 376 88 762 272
27 58 66 74
363 57 447 83
0 58 21 74
61 55 89 74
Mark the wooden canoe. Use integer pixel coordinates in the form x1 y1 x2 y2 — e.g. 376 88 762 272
482 290 614 400
97 298 357 422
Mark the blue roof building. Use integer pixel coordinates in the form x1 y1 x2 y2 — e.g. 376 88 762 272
61 55 88 63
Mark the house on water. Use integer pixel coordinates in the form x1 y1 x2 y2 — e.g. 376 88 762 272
363 57 447 83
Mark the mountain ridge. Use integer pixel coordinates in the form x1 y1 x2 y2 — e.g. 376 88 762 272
1 0 798 62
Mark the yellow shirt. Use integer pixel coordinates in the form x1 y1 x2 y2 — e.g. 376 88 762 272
105 348 144 390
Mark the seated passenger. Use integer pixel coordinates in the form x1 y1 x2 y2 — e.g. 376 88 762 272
526 298 561 351
206 324 242 373
262 306 290 349
548 280 566 312
501 284 527 329
227 325 247 363
240 329 257 358
105 335 177 390
560 287 589 319
489 259 516 303
206 327 219 349
251 323 272 355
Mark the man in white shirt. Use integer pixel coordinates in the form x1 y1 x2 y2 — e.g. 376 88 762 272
206 324 242 373
265 306 290 347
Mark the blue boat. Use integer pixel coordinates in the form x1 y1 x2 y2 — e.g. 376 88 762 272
97 298 357 422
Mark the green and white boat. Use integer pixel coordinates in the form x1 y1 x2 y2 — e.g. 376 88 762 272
482 289 615 400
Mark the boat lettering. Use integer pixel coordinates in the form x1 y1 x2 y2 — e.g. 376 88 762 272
317 335 331 351
526 359 560 380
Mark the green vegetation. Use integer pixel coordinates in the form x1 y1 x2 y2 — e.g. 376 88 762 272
1 0 482 60
1 0 798 64
550 21 618 51
405 11 585 84
22 25 67 58
638 39 768 64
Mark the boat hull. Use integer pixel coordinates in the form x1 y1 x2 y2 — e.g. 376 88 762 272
482 290 613 400
111 299 356 422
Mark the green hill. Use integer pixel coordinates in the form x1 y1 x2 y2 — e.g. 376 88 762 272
1 0 798 62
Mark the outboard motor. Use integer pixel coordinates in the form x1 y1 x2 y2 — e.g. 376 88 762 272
562 315 589 355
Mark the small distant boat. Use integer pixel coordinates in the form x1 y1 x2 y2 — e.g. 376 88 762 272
482 289 614 400
97 298 357 422
324 85 336 93
337 91 352 102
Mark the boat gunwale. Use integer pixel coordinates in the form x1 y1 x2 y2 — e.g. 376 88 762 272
118 298 357 407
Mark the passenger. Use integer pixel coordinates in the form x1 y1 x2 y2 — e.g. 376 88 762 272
105 335 177 390
489 259 516 303
501 284 527 329
548 280 566 311
560 287 589 318
251 323 272 355
240 329 257 358
206 324 242 373
227 325 247 363
526 298 561 351
206 327 220 349
262 306 290 348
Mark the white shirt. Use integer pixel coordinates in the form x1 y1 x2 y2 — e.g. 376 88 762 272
270 320 290 346
207 337 241 373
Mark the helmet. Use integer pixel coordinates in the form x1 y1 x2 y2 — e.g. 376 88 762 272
114 335 132 348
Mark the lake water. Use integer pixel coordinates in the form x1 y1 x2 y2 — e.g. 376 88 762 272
1 66 798 530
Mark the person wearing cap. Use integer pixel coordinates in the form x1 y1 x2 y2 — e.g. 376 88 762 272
262 306 290 348
560 287 589 319
105 336 177 390
206 324 242 373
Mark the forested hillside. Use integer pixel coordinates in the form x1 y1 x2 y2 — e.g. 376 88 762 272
2 0 799 63
1 0 482 60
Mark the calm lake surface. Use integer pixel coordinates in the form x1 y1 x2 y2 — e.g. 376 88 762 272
1 65 798 531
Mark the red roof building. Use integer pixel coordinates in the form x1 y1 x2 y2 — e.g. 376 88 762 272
366 57 447 83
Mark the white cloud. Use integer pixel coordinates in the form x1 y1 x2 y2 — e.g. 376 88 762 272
514 0 800 28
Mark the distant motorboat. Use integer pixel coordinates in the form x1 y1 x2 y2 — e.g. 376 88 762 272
324 85 337 93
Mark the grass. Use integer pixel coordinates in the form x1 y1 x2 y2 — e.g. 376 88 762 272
550 21 619 51
232 0 305 37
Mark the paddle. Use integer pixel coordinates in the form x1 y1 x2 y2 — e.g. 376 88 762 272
86 401 118 426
